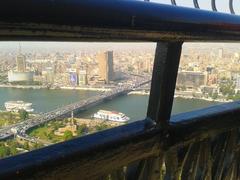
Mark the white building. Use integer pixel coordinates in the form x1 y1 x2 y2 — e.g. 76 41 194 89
8 70 34 82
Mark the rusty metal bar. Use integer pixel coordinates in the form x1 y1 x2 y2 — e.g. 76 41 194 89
147 42 183 125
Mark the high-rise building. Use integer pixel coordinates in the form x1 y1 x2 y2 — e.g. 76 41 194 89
218 48 223 59
16 45 26 72
97 51 114 84
8 45 34 82
78 70 88 85
177 71 207 89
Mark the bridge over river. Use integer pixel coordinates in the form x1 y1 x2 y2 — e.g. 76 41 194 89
0 77 151 141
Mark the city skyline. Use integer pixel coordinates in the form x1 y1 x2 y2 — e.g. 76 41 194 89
0 41 240 160
1 42 240 53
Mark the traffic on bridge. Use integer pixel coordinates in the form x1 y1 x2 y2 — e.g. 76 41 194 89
0 77 151 141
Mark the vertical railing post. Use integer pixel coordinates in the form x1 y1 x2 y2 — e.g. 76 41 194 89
126 42 183 180
171 0 177 6
193 0 200 9
211 0 217 11
147 41 183 126
229 0 235 14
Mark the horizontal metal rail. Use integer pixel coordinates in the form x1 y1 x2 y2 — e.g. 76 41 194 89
1 102 240 179
169 101 240 148
1 0 240 41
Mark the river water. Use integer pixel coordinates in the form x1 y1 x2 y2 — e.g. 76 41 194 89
0 88 220 122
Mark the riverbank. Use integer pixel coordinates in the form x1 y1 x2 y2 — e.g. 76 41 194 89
0 84 112 92
60 86 111 92
128 91 150 95
0 84 47 89
128 90 233 103
75 118 125 127
174 95 232 103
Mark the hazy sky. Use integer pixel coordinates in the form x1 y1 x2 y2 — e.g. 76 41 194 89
0 1 239 52
151 0 240 14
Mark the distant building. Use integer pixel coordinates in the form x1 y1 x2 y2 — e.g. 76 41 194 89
97 51 114 84
69 72 78 86
8 70 34 82
16 53 26 72
177 71 207 89
218 48 223 59
67 69 78 86
8 45 34 82
201 85 219 95
207 74 218 86
42 68 54 84
137 61 144 74
234 74 240 93
218 70 231 80
78 70 88 85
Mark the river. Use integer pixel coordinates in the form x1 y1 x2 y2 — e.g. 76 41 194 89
0 88 220 122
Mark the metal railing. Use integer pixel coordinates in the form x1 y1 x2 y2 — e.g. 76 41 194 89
169 0 237 14
0 0 240 179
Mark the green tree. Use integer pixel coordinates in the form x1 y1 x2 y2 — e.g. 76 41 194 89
9 146 17 156
95 123 109 131
8 112 13 121
210 92 218 100
219 79 235 97
63 130 73 141
32 142 44 150
0 146 10 158
232 92 240 101
23 142 30 150
77 124 88 136
19 110 29 121
46 131 55 140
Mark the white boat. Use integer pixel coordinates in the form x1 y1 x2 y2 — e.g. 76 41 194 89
5 101 34 112
93 110 130 122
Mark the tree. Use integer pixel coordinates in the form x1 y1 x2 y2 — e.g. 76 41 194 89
0 146 10 158
32 142 44 150
63 130 73 141
210 92 218 100
19 110 29 121
77 124 88 135
9 146 17 156
95 123 109 131
23 142 30 150
219 79 235 97
8 112 13 121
